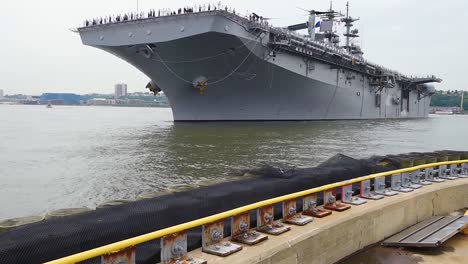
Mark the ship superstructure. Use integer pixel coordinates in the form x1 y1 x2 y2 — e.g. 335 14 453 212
77 2 441 121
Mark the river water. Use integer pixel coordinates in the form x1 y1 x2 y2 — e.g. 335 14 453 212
1 104 467 219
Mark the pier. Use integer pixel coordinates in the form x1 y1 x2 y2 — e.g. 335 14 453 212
1 151 468 264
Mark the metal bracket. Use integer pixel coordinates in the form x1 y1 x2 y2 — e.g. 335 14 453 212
427 167 445 182
424 168 434 181
323 189 351 211
202 220 242 257
450 164 466 178
374 177 398 196
418 170 432 185
161 232 207 264
406 172 422 189
303 193 332 218
439 165 458 180
391 174 413 193
360 180 384 200
101 247 135 264
256 205 291 235
282 200 313 226
231 212 268 245
341 185 367 205
449 164 458 176
460 163 468 177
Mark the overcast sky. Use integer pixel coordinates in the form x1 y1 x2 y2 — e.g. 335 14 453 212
0 0 465 95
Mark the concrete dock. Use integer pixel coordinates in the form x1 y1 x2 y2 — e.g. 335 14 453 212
191 178 468 264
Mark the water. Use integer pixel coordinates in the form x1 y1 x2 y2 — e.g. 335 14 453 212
1 104 467 220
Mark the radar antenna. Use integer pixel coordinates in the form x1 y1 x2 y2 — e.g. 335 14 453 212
342 2 362 55
296 6 341 41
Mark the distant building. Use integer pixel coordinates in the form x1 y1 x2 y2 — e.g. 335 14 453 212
39 93 81 105
114 83 128 98
0 89 3 98
88 98 116 105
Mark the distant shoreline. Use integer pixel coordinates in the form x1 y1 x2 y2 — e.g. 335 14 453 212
0 103 170 108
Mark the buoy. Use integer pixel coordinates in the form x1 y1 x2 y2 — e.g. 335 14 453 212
0 215 44 232
97 199 133 209
45 208 92 220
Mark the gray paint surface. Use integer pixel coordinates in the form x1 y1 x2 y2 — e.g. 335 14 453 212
79 12 431 121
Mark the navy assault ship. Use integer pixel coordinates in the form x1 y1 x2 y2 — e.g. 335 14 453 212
77 2 441 121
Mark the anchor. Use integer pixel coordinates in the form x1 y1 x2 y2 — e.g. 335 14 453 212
192 77 209 95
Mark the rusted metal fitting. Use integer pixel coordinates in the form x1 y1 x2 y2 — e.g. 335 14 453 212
256 205 290 235
202 221 242 257
101 247 136 264
342 185 366 205
282 199 313 226
302 193 332 218
374 177 398 196
231 212 268 245
360 180 384 200
161 232 207 264
323 189 350 212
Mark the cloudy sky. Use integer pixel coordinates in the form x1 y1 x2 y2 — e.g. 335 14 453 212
0 0 465 95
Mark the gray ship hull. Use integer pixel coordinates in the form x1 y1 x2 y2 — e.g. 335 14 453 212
79 12 431 121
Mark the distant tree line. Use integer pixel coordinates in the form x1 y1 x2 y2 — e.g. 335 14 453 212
431 91 467 108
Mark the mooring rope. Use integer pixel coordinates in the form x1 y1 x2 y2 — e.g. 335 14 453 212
152 38 261 85
150 37 258 64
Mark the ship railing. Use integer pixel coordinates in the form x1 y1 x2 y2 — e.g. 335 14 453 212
80 6 239 29
44 159 468 264
79 7 406 79
223 11 367 65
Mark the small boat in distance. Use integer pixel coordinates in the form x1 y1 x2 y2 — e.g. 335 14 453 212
434 110 454 115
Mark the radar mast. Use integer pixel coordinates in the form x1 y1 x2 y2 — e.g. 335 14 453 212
342 2 363 55
318 1 342 45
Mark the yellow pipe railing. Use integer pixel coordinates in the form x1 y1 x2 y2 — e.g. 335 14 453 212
45 159 468 264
